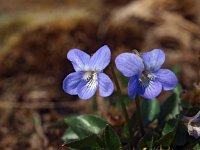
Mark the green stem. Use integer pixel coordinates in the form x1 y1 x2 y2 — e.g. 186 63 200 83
135 95 145 136
197 53 200 85
91 93 98 112
110 65 132 138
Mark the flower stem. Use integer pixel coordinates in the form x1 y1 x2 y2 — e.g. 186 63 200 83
197 52 200 85
110 64 132 138
135 95 145 136
91 93 98 112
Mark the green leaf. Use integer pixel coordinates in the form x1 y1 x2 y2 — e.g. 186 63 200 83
158 85 182 123
115 94 131 111
155 128 176 147
64 115 108 138
62 115 122 149
120 74 129 86
171 66 181 76
100 125 122 150
193 143 200 150
162 119 177 135
137 134 154 150
130 112 137 130
155 119 179 147
122 112 137 139
62 127 79 142
185 136 200 149
174 122 188 146
63 134 102 149
141 98 160 125
181 101 192 110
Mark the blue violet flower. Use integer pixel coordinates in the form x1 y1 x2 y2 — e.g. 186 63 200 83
63 45 114 100
115 49 178 99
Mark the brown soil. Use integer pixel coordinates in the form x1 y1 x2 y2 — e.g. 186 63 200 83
0 0 200 149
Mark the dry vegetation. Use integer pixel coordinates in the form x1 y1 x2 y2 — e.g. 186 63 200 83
0 0 200 149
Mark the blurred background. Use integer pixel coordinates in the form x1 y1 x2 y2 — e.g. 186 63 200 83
0 0 200 149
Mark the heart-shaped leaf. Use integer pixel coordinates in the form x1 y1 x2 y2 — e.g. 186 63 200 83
62 127 79 142
64 114 108 138
63 133 102 149
62 115 122 149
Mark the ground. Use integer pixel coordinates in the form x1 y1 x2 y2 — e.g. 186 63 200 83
0 0 200 149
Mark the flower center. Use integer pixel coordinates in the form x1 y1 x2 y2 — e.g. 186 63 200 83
82 71 98 89
139 71 155 88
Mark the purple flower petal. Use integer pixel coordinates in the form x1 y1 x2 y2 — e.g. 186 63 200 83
77 79 98 100
128 75 139 98
63 72 84 95
138 80 162 99
142 49 165 72
115 53 144 77
67 49 90 71
98 73 114 97
155 69 178 90
89 45 111 71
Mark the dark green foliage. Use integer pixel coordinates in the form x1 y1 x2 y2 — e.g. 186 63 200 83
155 118 179 147
62 115 122 150
141 98 160 125
137 134 154 150
158 85 182 123
61 85 200 150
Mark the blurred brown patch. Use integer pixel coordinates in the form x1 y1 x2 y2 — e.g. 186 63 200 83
0 0 200 149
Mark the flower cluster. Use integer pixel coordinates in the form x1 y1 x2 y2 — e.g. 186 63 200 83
63 45 178 100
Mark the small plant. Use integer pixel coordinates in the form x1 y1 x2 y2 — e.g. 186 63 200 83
61 45 200 150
